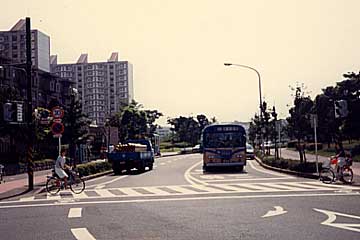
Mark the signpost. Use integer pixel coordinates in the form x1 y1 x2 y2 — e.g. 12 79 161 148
310 114 319 175
51 106 64 155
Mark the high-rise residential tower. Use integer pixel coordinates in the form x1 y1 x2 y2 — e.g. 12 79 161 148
0 19 50 72
50 52 134 125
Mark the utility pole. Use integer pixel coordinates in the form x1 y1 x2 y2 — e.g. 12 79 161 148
26 17 34 190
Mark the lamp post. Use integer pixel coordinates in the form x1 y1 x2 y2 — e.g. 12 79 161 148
224 63 264 153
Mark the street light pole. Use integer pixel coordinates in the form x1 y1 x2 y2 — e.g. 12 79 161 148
224 63 264 153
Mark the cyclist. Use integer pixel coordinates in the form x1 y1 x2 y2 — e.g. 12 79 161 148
334 143 346 179
55 149 70 189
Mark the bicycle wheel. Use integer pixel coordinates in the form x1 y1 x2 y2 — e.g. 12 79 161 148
70 175 85 194
341 167 353 184
320 168 334 184
46 177 61 195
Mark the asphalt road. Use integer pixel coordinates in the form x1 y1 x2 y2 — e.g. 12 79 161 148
1 154 360 240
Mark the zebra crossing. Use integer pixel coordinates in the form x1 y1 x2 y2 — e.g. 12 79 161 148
19 181 360 202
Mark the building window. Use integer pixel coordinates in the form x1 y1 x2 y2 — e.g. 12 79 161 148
50 81 55 91
12 35 17 41
55 83 60 93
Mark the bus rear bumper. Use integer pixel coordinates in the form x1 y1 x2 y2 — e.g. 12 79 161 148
205 162 246 167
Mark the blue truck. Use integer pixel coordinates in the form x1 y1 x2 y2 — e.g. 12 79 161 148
108 139 154 174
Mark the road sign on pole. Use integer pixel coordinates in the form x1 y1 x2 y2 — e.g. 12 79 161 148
51 122 65 135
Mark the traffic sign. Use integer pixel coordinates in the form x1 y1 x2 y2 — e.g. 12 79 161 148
51 106 64 119
51 122 64 135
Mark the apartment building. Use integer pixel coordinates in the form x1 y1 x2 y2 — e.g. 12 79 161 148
50 52 134 125
0 19 50 72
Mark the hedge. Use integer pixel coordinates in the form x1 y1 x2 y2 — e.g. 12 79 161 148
262 156 321 173
76 161 112 177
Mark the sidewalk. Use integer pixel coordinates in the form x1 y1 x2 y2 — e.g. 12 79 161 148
276 148 360 183
0 169 51 201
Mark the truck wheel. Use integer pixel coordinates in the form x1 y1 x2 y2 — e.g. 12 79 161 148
138 164 146 173
148 163 153 171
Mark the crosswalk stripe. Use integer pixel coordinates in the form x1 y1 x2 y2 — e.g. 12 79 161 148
167 186 199 194
120 188 143 196
303 181 355 189
282 182 334 190
94 189 116 198
233 183 279 192
71 192 89 199
46 193 62 200
214 184 245 191
142 187 171 195
190 184 226 193
258 183 306 191
19 196 35 201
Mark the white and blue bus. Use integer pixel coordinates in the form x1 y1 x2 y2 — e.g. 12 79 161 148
202 123 247 172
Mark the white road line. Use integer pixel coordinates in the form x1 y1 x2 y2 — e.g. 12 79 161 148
248 160 294 178
259 183 306 191
283 182 336 190
214 184 246 191
46 193 62 200
168 186 199 194
71 192 88 199
304 181 356 190
143 187 170 195
19 196 35 201
68 208 82 218
203 177 293 183
71 228 96 240
184 160 207 185
120 188 143 196
234 183 279 192
190 184 226 193
1 192 360 209
95 189 116 198
87 175 128 188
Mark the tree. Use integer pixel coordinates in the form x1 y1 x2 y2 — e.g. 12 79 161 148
286 84 313 162
62 96 89 164
113 100 163 142
167 115 212 146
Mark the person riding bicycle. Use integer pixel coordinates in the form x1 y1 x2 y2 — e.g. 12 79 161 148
334 143 346 179
55 149 70 189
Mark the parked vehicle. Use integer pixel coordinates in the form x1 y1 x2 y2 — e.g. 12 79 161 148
192 144 201 153
246 143 255 159
108 139 154 174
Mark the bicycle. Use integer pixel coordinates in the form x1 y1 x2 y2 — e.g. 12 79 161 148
46 168 85 195
320 156 353 184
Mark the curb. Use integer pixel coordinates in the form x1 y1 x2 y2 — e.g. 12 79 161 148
82 170 113 181
254 157 320 180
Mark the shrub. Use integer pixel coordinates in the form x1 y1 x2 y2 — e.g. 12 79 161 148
287 141 297 148
76 161 112 177
306 143 323 151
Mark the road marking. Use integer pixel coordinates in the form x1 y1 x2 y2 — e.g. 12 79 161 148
120 187 143 196
248 160 294 178
1 192 360 209
184 160 207 185
262 206 287 218
200 175 225 180
87 175 128 188
19 196 35 201
71 228 96 240
95 189 116 198
167 185 199 194
68 208 82 218
142 187 170 195
203 177 292 183
314 208 360 233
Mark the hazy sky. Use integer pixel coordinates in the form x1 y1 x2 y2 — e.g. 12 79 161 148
1 0 360 126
